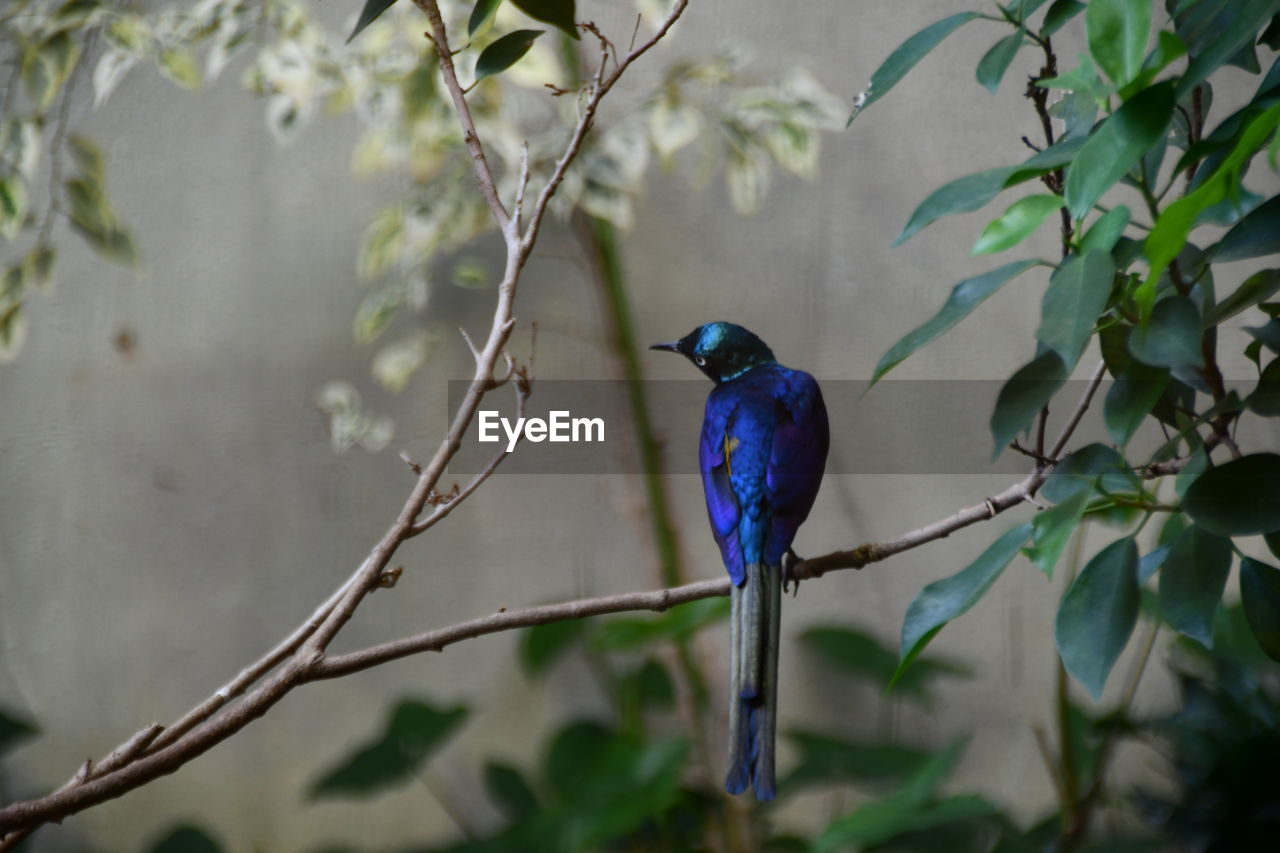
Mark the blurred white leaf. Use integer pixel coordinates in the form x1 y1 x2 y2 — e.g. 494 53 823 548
372 332 437 393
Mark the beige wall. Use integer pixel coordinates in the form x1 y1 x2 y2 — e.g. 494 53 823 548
2 1 1277 850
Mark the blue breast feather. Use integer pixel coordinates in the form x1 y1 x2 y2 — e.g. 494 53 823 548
698 363 829 585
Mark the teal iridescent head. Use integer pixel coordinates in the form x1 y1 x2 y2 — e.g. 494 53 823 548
650 322 776 384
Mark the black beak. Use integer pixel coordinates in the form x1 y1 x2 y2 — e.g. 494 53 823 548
649 341 681 353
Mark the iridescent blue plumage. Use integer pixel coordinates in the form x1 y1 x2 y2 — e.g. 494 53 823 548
651 322 829 801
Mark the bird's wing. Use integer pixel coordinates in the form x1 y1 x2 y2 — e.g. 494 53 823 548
701 395 745 584
764 372 829 562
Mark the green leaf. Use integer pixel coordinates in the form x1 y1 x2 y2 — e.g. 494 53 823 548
1128 296 1204 368
1079 205 1131 253
1203 269 1280 326
1025 487 1092 578
1037 250 1115 368
1246 318 1280 354
1184 453 1280 536
468 0 504 37
1158 525 1231 647
590 597 728 651
815 741 993 853
804 626 967 704
1055 538 1140 700
520 618 586 677
1141 102 1280 318
308 699 468 799
67 134 104 183
1105 360 1168 446
1037 52 1112 100
510 0 577 40
618 658 675 712
782 731 931 793
895 523 1033 683
474 30 544 82
347 0 398 44
1085 0 1151 87
1064 81 1175 220
847 12 983 125
1042 0 1086 37
990 350 1069 459
0 177 26 240
1208 197 1280 263
1250 357 1280 416
893 168 1013 247
157 48 201 91
1240 557 1280 661
148 826 223 853
871 261 1039 384
972 194 1064 256
894 137 1084 246
1042 443 1138 502
484 761 539 821
0 708 38 757
976 32 1024 94
357 206 404 280
1177 0 1280 97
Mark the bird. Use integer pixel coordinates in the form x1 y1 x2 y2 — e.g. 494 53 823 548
650 322 829 800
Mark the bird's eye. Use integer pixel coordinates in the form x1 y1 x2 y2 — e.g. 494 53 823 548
694 356 707 366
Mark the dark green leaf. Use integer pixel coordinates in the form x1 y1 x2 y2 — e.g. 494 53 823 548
468 0 504 37
618 658 675 712
1249 357 1280 416
1177 0 1280 97
1037 250 1115 368
308 699 468 799
148 826 223 853
847 12 983 125
1025 487 1092 577
1267 530 1280 561
1079 205 1131 253
782 731 931 793
1240 557 1280 661
590 597 728 651
545 721 613 797
1208 195 1280 263
510 0 577 39
804 625 967 703
1105 360 1169 446
1246 319 1280 354
520 619 585 678
1055 537 1140 700
0 708 38 757
474 29 544 81
1037 53 1111 99
1042 0 1086 37
1044 446 1136 502
976 32 1025 93
1203 269 1280 326
990 350 1069 459
1086 0 1151 87
1158 525 1233 646
871 260 1040 384
893 168 1013 246
347 0 398 44
1050 90 1100 140
484 761 539 821
895 523 1032 682
1138 544 1171 583
1184 453 1280 536
1064 81 1175 220
1128 296 1205 368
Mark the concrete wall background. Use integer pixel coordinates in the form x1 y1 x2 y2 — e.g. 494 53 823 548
2 0 1277 849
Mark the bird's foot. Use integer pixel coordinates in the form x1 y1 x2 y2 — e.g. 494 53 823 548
782 549 803 597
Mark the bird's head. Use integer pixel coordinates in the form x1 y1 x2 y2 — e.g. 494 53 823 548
650 322 776 384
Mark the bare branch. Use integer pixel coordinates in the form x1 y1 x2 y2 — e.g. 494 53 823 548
413 0 510 232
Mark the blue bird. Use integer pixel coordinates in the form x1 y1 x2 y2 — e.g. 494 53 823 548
651 322 829 800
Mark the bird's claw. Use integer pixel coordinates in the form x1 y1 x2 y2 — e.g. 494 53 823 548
782 549 803 597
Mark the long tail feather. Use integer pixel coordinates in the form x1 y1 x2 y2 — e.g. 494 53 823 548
724 562 780 800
